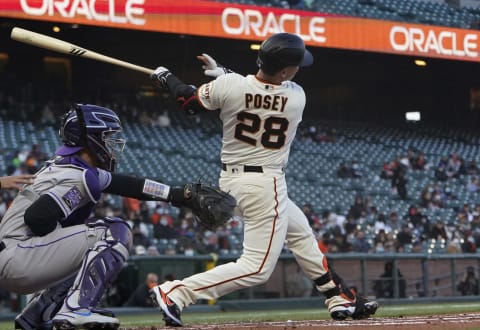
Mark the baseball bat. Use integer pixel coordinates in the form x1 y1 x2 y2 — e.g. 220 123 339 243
10 27 155 75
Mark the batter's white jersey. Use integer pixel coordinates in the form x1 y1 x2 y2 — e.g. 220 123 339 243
198 73 305 168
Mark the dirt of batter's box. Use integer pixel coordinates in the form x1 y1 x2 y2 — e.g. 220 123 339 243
121 313 480 330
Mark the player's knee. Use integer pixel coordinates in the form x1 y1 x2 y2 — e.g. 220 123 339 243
92 216 133 251
107 220 133 251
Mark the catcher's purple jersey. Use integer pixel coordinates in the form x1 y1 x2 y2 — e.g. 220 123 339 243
0 155 113 293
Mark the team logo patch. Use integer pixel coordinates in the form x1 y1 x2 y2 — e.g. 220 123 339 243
62 186 84 210
200 83 211 100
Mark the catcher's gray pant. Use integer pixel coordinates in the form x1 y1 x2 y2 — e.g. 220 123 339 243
0 225 106 294
160 168 335 308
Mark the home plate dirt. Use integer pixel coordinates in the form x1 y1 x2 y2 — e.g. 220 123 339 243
122 312 480 330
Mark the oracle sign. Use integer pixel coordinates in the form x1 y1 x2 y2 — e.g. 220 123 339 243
221 7 327 44
19 0 145 25
390 26 478 58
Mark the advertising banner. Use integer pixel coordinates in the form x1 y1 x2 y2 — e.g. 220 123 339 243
1 0 479 62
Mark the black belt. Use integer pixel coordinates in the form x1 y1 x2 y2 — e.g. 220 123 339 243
0 241 5 253
222 163 263 173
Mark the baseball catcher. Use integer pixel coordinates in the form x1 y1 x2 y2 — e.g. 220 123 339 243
2 103 235 330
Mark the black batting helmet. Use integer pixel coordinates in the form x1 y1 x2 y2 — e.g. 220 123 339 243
256 32 313 75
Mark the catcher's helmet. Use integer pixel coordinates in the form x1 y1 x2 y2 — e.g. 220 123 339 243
256 32 313 75
57 104 125 172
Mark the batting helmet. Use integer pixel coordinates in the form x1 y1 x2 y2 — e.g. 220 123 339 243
57 104 125 172
256 33 313 75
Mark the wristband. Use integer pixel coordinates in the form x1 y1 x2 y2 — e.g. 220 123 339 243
142 179 170 200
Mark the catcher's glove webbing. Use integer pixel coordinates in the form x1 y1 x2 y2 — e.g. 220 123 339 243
170 183 237 230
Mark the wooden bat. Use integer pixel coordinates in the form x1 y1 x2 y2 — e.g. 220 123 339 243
10 27 155 75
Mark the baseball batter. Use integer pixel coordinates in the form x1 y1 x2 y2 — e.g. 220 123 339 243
150 33 378 327
2 104 219 330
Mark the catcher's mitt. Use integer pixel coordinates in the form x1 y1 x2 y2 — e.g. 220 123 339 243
173 183 236 230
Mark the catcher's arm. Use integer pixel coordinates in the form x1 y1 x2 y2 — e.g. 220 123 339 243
104 174 236 229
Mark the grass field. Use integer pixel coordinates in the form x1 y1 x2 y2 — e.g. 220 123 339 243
2 302 480 329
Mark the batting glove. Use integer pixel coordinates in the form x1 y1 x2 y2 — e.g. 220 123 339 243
150 66 172 90
197 53 232 78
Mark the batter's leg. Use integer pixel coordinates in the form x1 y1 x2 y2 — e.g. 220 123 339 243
284 199 378 320
152 172 290 326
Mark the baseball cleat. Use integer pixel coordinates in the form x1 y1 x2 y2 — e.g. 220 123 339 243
52 309 119 330
150 286 183 327
326 294 379 320
359 300 379 319
328 302 356 320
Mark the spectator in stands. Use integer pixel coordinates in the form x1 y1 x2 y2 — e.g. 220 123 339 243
373 214 392 234
343 213 358 236
130 216 152 250
412 151 428 171
337 162 352 178
462 231 477 253
351 230 372 253
124 273 159 307
178 211 197 239
349 195 368 220
405 205 423 229
351 161 364 178
154 110 171 127
380 161 395 180
467 177 479 193
323 209 346 235
396 225 413 251
467 160 480 175
373 229 388 253
153 214 178 240
457 266 479 296
302 203 321 229
429 219 448 241
392 166 408 200
448 152 462 177
317 232 331 254
386 211 402 233
333 228 352 253
372 261 406 298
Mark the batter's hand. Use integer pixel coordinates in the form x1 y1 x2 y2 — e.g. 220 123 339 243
0 174 35 191
197 53 232 78
150 66 172 90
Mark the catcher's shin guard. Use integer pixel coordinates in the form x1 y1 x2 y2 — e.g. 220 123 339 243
14 277 74 330
53 217 131 329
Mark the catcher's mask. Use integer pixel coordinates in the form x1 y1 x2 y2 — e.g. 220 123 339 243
57 103 125 172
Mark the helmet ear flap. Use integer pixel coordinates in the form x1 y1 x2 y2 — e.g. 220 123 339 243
59 104 88 147
72 104 88 146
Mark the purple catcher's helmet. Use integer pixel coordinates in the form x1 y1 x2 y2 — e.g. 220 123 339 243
57 104 125 172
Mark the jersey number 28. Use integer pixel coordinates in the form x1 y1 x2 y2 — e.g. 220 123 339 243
234 111 289 149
